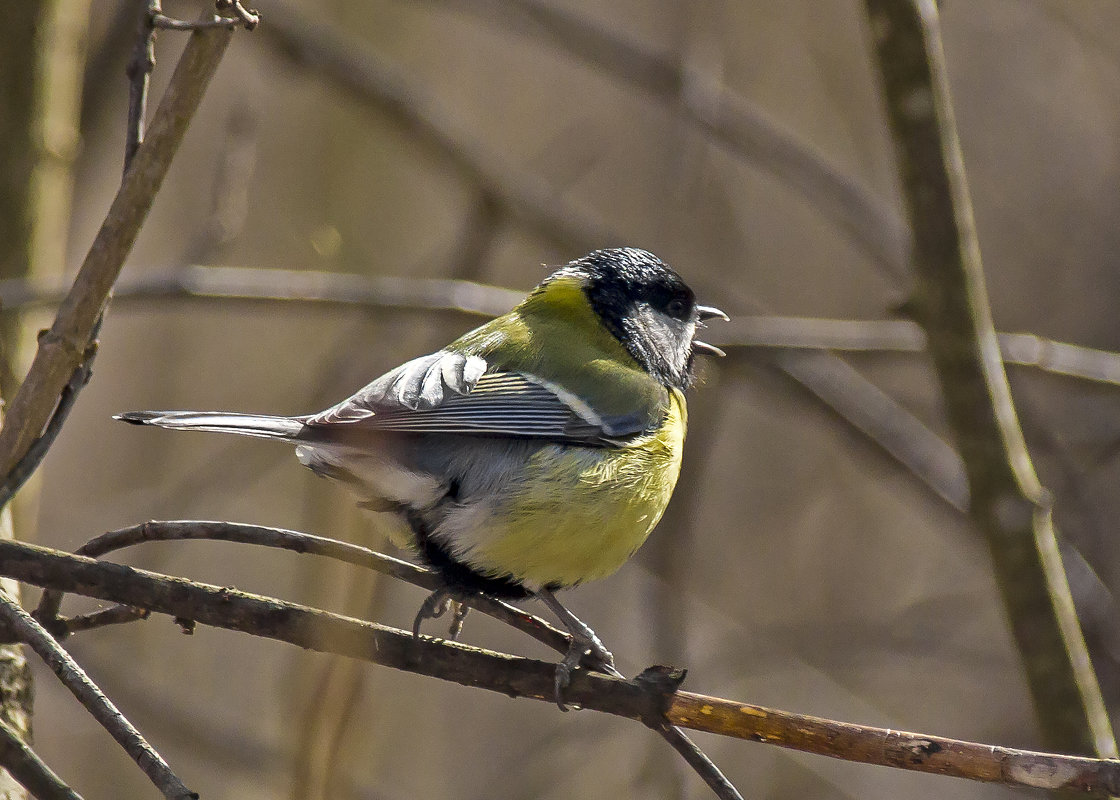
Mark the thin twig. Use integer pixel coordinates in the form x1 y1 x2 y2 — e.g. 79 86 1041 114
51 604 150 637
0 15 235 502
0 591 195 800
0 717 83 800
654 722 743 800
124 1 157 173
0 320 99 511
864 0 1115 757
32 520 572 657
3 538 1120 796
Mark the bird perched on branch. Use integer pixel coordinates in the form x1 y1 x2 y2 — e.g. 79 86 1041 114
117 247 726 705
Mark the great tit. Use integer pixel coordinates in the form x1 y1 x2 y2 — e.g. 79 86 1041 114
117 247 727 701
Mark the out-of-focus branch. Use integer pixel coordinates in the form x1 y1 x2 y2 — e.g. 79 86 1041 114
0 18 235 502
0 592 195 800
427 0 908 278
7 268 1120 387
259 0 614 251
769 348 968 508
3 537 1120 796
864 0 1115 757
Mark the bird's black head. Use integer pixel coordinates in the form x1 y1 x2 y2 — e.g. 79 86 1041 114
555 248 723 390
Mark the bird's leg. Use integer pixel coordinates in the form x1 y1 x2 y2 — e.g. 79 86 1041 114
536 588 617 711
412 588 454 639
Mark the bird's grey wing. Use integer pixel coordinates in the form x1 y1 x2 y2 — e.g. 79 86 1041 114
306 351 656 445
311 351 488 423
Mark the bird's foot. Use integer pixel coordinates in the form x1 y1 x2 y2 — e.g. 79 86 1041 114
552 629 617 711
412 588 471 641
536 588 618 711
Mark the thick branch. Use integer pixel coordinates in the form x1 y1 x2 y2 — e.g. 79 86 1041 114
32 521 741 800
0 19 234 492
864 0 1115 757
2 538 1120 795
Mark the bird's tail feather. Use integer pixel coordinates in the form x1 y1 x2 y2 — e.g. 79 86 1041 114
114 410 304 440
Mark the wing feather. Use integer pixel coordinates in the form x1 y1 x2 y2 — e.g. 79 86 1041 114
306 351 660 445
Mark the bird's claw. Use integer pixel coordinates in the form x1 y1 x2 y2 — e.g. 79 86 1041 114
412 588 453 639
412 589 472 641
553 631 616 711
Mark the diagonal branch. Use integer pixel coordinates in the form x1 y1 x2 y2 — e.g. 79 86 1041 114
426 0 909 278
1 537 1120 795
0 591 194 800
863 0 1115 757
0 718 82 800
0 16 235 501
258 0 615 251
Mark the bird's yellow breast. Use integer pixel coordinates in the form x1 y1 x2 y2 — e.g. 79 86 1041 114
468 388 687 589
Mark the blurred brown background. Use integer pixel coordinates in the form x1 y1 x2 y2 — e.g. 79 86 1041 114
6 0 1120 798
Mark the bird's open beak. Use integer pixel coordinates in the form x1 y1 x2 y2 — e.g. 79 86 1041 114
693 340 726 357
693 304 729 357
697 305 729 322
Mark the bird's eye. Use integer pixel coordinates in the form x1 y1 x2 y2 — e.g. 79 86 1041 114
664 295 690 319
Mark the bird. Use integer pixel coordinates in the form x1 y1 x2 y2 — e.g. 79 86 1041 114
116 247 726 705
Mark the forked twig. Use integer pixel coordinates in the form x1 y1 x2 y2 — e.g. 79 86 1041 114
0 592 195 800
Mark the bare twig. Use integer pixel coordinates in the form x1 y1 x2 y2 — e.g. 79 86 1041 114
0 14 235 503
0 717 83 800
3 538 1120 795
53 604 150 637
214 0 259 30
0 591 195 800
0 323 98 511
864 0 1115 756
